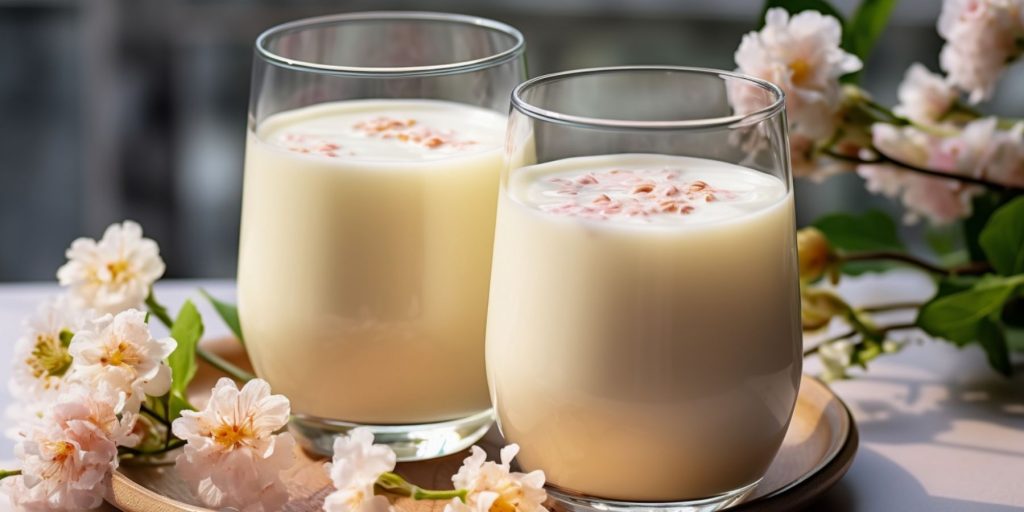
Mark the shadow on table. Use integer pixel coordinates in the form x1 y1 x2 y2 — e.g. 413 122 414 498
840 365 1024 459
807 446 1022 512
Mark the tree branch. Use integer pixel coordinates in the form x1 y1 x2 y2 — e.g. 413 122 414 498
822 149 1023 192
804 322 918 357
841 251 991 276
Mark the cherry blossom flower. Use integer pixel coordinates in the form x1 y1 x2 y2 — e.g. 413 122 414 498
172 378 295 512
733 8 862 140
981 122 1024 187
323 428 396 512
10 295 93 402
9 396 122 510
894 63 959 125
444 445 547 512
57 221 165 315
858 123 984 224
68 309 176 413
938 0 1024 103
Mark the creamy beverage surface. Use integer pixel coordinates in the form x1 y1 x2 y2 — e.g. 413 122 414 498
239 99 505 423
487 153 802 501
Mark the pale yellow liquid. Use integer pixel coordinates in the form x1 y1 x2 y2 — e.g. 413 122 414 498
486 154 802 501
239 99 505 423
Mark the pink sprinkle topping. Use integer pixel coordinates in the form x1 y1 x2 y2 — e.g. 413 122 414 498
352 116 476 150
277 116 477 158
539 168 735 220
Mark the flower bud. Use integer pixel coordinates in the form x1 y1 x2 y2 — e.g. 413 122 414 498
801 288 848 331
797 227 833 282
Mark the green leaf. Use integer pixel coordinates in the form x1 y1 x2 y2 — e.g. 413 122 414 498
200 289 245 346
925 224 967 266
979 196 1024 276
917 275 1024 345
1007 326 1024 352
977 318 1012 376
759 0 845 29
168 300 204 398
168 393 194 422
814 210 904 252
1003 296 1024 328
145 289 174 328
964 192 1008 262
842 0 897 60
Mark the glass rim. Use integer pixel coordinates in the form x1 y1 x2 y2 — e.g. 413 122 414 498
255 11 526 77
511 66 786 130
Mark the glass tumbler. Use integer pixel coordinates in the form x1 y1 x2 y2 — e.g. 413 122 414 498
487 66 801 510
238 12 525 461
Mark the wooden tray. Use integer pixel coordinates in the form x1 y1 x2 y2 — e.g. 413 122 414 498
107 339 857 511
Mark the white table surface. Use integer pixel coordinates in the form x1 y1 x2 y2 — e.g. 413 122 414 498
1 272 1022 511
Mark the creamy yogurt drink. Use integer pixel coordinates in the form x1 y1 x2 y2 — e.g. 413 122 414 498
239 99 505 424
487 153 802 501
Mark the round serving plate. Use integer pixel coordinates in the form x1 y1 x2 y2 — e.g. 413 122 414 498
106 339 857 512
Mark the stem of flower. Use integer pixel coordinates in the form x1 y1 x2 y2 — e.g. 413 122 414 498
140 404 172 428
120 439 186 457
146 289 255 383
0 470 21 481
859 301 924 313
145 290 174 328
377 472 468 502
841 252 990 276
196 349 255 383
803 322 918 357
822 148 1024 192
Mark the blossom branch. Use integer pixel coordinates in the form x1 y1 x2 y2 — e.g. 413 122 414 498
120 440 186 458
822 148 1024 192
139 404 172 428
804 322 918 357
859 301 924 313
841 251 990 276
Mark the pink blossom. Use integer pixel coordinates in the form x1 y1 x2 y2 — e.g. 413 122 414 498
938 0 1024 103
733 8 862 140
895 63 959 125
8 397 121 510
172 378 295 512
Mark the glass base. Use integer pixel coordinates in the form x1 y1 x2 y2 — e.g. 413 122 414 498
289 409 494 462
546 479 760 512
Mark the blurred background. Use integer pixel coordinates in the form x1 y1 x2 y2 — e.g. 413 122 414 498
1 0 1022 281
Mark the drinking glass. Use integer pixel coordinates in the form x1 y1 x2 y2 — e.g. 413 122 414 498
239 12 525 461
487 66 801 510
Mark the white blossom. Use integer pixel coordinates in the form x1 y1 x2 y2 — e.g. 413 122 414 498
938 0 1024 103
733 8 862 140
68 309 175 413
57 221 165 315
172 378 295 512
323 428 396 512
819 339 856 381
10 295 93 403
444 445 547 512
895 63 959 125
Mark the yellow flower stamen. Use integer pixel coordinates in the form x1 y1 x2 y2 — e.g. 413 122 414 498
489 482 523 512
790 58 811 85
28 333 73 386
211 421 255 450
100 341 141 367
106 259 132 283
